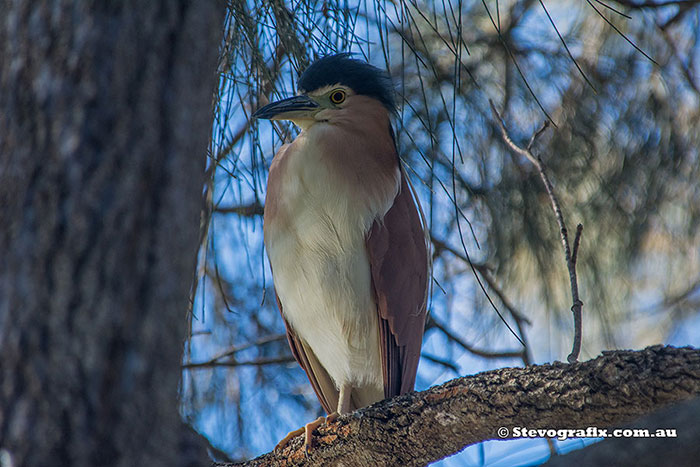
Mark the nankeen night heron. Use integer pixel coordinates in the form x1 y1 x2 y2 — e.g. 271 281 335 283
254 53 430 450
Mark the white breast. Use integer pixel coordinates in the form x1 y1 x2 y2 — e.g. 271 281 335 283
264 125 399 390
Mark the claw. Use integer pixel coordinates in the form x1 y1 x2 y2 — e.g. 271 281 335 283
325 412 339 424
276 415 328 453
303 416 326 452
275 426 305 452
278 383 349 452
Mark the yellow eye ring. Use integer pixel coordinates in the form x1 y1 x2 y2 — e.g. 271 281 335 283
329 89 346 104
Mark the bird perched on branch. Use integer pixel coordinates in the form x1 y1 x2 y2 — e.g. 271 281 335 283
254 53 430 451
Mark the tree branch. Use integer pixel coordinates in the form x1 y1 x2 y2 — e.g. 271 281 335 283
489 101 584 363
219 345 700 466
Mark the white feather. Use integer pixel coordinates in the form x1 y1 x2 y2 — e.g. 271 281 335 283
265 125 400 391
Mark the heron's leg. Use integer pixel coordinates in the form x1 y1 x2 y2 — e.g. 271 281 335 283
275 383 353 453
324 382 352 427
337 382 352 414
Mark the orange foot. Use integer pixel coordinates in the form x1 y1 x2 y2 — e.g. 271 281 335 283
275 412 339 454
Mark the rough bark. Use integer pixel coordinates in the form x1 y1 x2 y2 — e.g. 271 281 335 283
544 396 700 467
0 2 222 467
221 346 700 467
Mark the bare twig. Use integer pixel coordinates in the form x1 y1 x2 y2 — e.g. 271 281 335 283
489 100 584 363
182 334 288 370
572 224 583 265
586 0 659 66
427 316 524 360
215 201 265 217
421 353 460 374
182 355 295 369
207 334 286 361
431 235 533 363
431 236 532 326
527 120 551 151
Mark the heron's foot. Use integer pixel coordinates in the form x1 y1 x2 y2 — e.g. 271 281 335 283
275 413 340 454
275 425 305 452
325 411 339 424
275 416 325 453
303 416 326 454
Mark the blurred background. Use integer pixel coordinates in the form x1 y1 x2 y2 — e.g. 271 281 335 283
180 1 700 464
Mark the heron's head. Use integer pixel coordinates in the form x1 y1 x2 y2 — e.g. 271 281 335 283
253 53 395 130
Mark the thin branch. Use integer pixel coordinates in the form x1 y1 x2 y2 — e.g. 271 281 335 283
427 316 525 360
586 0 659 66
421 353 460 374
595 0 632 19
431 232 534 363
431 235 532 325
527 120 551 151
572 223 583 265
489 100 584 363
431 236 489 273
215 201 265 217
182 355 295 369
479 0 557 125
205 334 287 362
537 0 597 92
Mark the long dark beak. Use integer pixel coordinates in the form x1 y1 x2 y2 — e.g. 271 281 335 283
253 95 320 120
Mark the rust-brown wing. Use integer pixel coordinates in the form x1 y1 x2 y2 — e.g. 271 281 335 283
275 293 338 415
366 167 429 398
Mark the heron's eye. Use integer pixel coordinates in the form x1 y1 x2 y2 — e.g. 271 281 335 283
329 89 346 104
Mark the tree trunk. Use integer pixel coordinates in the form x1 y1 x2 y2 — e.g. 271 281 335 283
0 2 222 466
223 346 700 466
